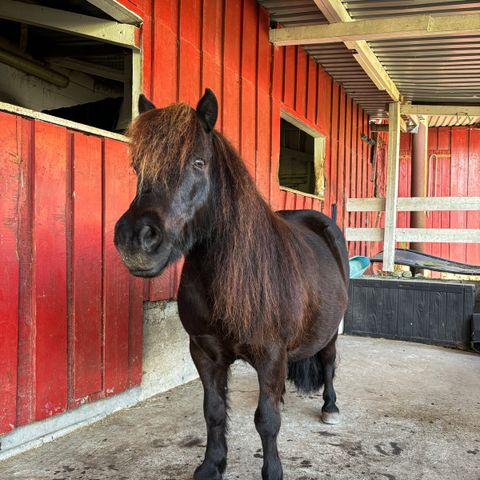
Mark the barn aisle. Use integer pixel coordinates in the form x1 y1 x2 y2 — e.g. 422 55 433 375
1 336 478 480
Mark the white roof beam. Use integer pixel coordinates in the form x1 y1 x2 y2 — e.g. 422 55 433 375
308 0 401 102
401 104 480 116
0 0 138 48
269 13 480 46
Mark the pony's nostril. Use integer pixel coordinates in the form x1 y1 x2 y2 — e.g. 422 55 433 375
139 224 161 253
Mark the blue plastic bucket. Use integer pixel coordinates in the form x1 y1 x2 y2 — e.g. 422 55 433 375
349 256 371 279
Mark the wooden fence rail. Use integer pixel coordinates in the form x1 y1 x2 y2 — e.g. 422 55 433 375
346 196 480 269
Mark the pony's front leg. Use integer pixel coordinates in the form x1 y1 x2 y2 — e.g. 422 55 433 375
254 348 287 480
190 336 230 480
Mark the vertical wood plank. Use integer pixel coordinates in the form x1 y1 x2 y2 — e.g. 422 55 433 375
179 40 201 106
328 82 340 219
467 128 480 265
295 49 307 118
223 0 242 149
279 189 287 209
257 7 271 95
438 127 451 260
16 118 35 426
71 133 103 401
271 46 284 102
285 192 295 210
256 8 271 201
349 102 358 254
128 166 144 387
104 139 131 396
383 103 401 271
240 0 258 179
179 0 201 46
306 59 317 123
241 80 257 179
0 113 20 434
34 122 68 420
241 0 258 84
316 67 331 136
336 90 346 229
283 46 296 108
342 95 352 233
450 128 469 264
152 0 178 106
270 99 282 210
140 0 153 98
295 194 305 210
256 90 271 201
178 0 201 106
202 0 223 130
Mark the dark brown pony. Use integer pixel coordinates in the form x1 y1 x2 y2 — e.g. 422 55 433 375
114 89 349 480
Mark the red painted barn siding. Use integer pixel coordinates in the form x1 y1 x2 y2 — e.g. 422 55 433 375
359 127 480 268
137 0 372 300
424 127 479 266
0 118 142 434
0 0 375 434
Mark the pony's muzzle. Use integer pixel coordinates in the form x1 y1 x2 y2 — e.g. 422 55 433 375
114 214 163 255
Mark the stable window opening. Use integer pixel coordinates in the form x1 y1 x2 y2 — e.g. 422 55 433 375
0 1 140 134
278 112 325 198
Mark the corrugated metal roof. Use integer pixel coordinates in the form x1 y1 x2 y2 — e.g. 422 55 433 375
258 0 329 26
344 1 480 112
258 0 391 116
258 0 480 122
343 0 480 19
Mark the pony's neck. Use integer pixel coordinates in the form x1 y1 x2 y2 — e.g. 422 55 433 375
205 132 274 246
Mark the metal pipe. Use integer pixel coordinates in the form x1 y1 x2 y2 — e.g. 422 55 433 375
0 48 69 88
411 119 428 253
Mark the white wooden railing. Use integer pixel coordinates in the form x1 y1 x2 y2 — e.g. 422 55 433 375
346 196 480 271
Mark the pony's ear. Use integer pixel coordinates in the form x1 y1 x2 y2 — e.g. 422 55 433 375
196 88 218 132
138 94 156 113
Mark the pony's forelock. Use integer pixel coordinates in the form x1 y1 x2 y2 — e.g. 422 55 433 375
128 103 204 191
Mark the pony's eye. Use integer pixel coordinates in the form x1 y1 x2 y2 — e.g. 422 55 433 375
193 159 205 169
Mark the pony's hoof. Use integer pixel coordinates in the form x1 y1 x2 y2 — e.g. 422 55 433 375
194 462 223 480
321 411 340 425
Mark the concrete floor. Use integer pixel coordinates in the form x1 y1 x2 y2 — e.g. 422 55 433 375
1 336 479 480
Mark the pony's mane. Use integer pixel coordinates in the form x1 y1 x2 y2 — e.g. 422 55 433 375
128 103 205 191
129 103 316 346
208 133 315 346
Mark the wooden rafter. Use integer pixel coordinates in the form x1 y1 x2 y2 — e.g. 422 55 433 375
401 104 480 116
383 102 401 272
85 0 142 25
0 0 138 48
269 13 480 46
308 0 401 103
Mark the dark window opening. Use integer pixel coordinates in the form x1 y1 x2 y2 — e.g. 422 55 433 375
0 11 132 133
279 118 316 195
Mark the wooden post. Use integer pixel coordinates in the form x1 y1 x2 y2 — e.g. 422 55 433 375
383 102 401 271
411 118 428 253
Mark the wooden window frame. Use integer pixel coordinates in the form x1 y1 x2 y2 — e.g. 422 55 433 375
0 0 142 139
279 110 326 200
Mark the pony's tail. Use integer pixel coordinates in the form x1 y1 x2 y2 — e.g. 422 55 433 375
287 352 324 394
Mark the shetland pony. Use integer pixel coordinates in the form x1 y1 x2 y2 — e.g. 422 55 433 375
114 89 349 480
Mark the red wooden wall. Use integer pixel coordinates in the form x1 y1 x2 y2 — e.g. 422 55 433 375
134 0 373 300
400 127 480 266
0 114 142 435
355 127 480 267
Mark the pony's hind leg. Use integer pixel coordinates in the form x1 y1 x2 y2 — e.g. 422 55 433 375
254 348 287 480
319 333 340 425
190 336 231 480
